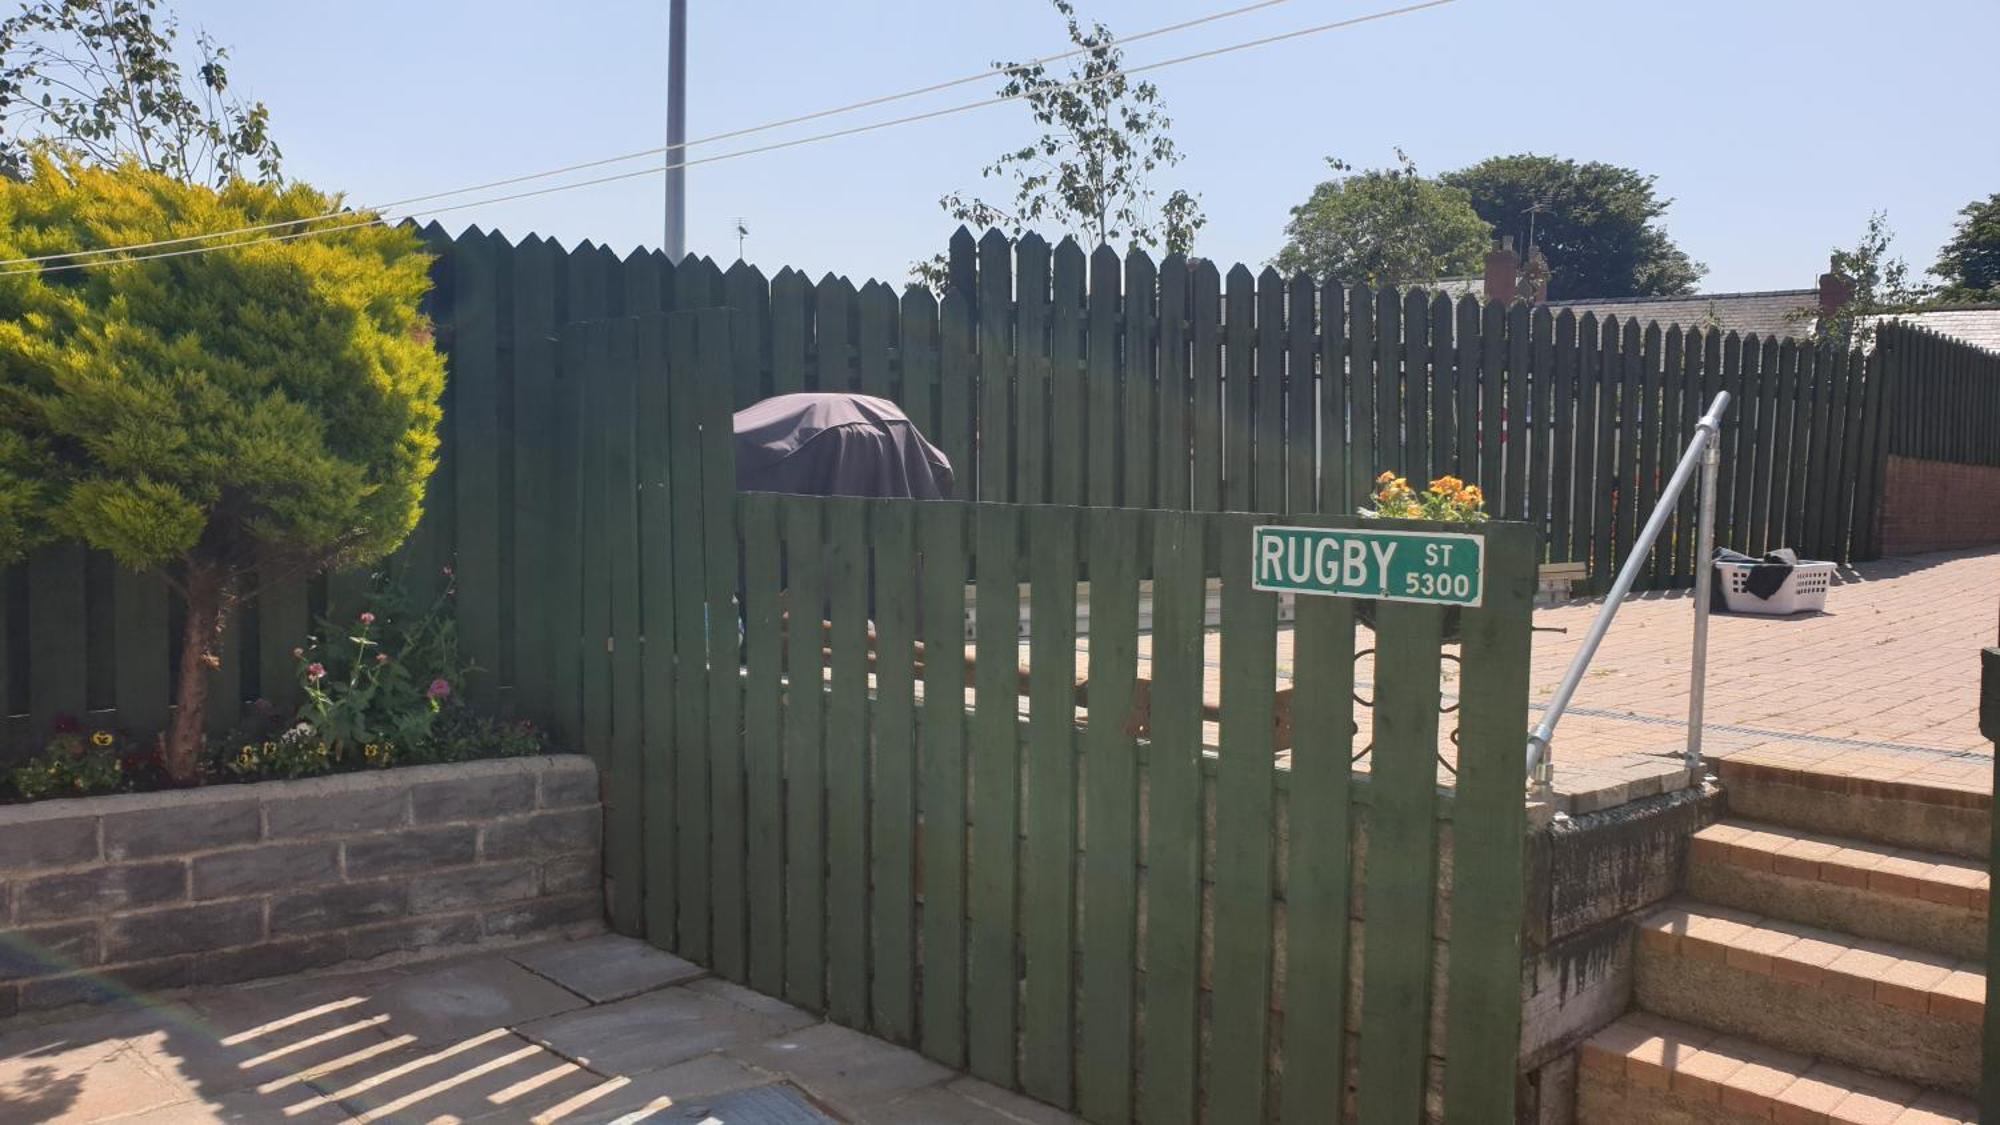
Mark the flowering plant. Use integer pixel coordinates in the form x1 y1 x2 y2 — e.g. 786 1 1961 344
1363 471 1488 523
9 727 130 799
292 571 469 761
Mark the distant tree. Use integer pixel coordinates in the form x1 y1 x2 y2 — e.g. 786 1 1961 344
1931 191 2000 303
1803 211 1928 347
914 0 1202 286
1270 151 1491 287
1440 154 1703 299
0 0 281 186
0 157 442 779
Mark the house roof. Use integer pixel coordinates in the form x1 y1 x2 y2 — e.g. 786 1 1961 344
1543 289 1816 340
1859 304 2000 354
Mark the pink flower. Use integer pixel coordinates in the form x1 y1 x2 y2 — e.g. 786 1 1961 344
375 653 391 665
291 646 304 659
441 565 454 578
427 678 452 701
359 611 376 626
307 663 326 682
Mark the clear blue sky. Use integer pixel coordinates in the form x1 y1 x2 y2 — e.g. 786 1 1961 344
181 0 1999 293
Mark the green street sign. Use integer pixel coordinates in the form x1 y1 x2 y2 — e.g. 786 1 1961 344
1251 525 1484 607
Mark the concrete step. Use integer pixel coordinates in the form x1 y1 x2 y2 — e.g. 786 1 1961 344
1632 902 1984 1096
1576 1012 1979 1123
1715 758 1990 860
1686 819 1989 961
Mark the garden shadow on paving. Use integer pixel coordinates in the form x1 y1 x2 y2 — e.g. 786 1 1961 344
0 934 1069 1124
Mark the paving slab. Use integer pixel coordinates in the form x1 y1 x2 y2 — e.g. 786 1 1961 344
727 1020 956 1118
0 1039 189 1124
518 983 816 1078
347 957 589 1045
510 934 705 1003
539 1053 781 1124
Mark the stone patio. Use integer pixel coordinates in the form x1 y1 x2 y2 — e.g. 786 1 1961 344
0 933 1079 1124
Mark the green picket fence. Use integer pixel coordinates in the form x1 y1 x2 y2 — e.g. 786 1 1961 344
1880 320 2000 467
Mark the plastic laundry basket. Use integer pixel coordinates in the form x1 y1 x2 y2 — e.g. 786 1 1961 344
1715 559 1835 615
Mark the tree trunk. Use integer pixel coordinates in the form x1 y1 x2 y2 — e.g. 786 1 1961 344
164 562 229 784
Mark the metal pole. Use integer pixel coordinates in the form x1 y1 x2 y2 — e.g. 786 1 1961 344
664 0 687 264
1687 431 1721 774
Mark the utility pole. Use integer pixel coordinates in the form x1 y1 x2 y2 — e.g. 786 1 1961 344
664 0 687 263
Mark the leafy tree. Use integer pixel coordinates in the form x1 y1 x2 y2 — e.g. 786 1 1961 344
0 156 443 779
1440 154 1703 299
1804 210 1928 346
1271 151 1491 287
915 0 1202 285
1932 191 2000 303
0 0 281 186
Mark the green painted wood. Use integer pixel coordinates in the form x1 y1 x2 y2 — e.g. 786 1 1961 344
1092 247 1127 508
918 502 969 1067
1505 302 1531 521
1354 599 1447 1124
548 322 587 752
1455 297 1480 485
1672 328 1703 582
1020 504 1078 1107
697 308 747 979
1158 254 1192 510
1441 521 1535 1122
1570 314 1600 569
1748 337 1780 555
1613 319 1644 576
205 578 243 737
1223 265 1255 511
510 235 559 721
1832 346 1865 560
1255 267 1287 512
825 496 870 1026
968 503 1021 1087
1810 346 1839 558
254 579 309 721
111 569 170 740
1529 306 1555 552
739 492 781 992
1208 513 1278 1124
635 316 679 952
1349 286 1376 507
1124 250 1158 510
394 223 457 596
1078 507 1143 1124
1590 317 1619 592
870 500 919 1043
1290 277 1320 511
900 286 940 445
451 231 505 706
1141 510 1206 1125
1428 294 1455 489
979 231 1015 502
1636 324 1663 586
1799 346 1832 558
1317 281 1349 513
940 289 975 499
771 268 810 396
601 317 646 939
1051 239 1087 506
27 547 86 737
725 261 771 406
949 228 978 320
664 312 712 963
1192 262 1224 511
85 552 112 716
816 274 857 394
782 494 827 1010
1770 339 1801 552
1480 302 1507 509
1694 331 1724 569
1551 311 1579 564
1277 579 1357 1125
858 280 898 402
1375 287 1403 487
1721 333 1750 553
1404 287 1432 494
1016 234 1052 505
579 316 614 770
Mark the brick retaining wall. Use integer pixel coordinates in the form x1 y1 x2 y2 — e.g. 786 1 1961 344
0 755 602 1019
1879 456 2000 555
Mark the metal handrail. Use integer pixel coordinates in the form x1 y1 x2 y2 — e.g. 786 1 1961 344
1525 391 1731 795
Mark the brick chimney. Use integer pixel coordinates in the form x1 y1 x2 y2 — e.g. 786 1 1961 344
1483 237 1519 303
1818 256 1855 316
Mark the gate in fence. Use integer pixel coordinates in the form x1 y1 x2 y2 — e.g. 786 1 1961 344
579 306 1538 1123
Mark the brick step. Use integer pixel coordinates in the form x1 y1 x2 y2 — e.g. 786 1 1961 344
1687 819 1989 960
1634 902 1984 1096
1577 1012 1979 1123
1716 758 1990 860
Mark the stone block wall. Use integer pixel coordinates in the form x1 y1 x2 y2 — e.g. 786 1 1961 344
1879 455 2000 555
0 755 603 1019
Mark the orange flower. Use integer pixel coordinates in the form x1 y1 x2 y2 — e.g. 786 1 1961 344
1430 475 1464 494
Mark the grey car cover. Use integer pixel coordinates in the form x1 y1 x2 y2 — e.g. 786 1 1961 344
733 393 953 499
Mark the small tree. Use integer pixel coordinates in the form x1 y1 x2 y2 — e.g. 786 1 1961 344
915 0 1203 285
1804 211 1928 347
1271 152 1492 287
0 156 444 780
0 0 281 186
1932 191 2000 303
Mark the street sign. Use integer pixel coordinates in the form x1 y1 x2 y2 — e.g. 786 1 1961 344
1251 525 1484 607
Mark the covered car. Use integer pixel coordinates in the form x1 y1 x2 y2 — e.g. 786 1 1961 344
733 393 953 499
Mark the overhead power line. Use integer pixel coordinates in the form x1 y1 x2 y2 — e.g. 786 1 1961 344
0 0 1307 269
0 0 1460 277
